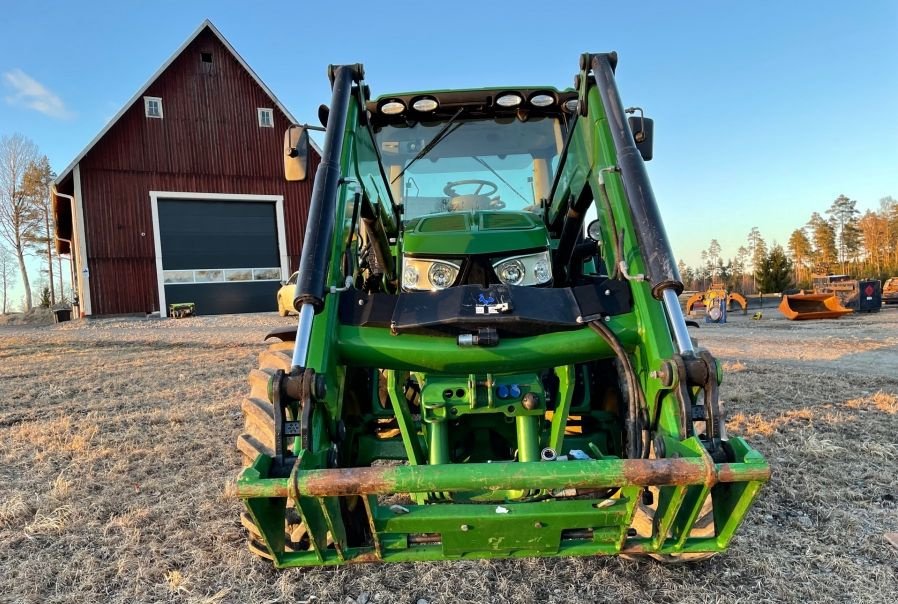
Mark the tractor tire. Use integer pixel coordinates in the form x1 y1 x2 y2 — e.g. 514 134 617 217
277 296 289 317
236 340 312 559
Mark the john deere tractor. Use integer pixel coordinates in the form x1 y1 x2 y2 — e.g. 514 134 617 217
235 53 770 567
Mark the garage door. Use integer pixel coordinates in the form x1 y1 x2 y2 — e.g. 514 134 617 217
157 199 282 315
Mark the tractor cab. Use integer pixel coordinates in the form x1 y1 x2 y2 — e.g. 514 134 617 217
361 90 573 292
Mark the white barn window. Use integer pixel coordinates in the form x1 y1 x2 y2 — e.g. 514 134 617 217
258 108 273 128
144 96 163 119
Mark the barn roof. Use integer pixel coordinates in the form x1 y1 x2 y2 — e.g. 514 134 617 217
54 19 316 187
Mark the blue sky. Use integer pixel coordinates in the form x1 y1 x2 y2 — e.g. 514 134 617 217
1 1 896 303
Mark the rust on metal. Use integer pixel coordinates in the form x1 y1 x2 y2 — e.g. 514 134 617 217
294 458 713 497
618 458 707 487
298 466 398 496
237 457 772 501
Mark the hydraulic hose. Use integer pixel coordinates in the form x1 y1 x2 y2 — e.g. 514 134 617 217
589 320 646 459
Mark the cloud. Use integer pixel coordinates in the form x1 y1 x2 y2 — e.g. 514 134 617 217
3 68 74 119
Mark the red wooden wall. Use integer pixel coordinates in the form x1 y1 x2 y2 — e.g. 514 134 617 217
77 27 318 315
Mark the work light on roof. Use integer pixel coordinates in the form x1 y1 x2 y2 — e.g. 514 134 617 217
529 93 555 107
380 100 406 115
412 97 439 112
496 93 523 108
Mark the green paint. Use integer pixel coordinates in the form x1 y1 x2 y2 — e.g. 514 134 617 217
402 211 549 256
515 415 540 463
547 365 575 453
385 370 425 465
336 319 639 373
236 57 770 567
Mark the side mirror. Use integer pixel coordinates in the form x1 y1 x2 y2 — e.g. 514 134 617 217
318 104 330 128
284 125 309 181
627 113 654 162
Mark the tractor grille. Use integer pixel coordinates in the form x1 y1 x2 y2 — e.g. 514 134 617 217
480 212 536 230
418 214 468 232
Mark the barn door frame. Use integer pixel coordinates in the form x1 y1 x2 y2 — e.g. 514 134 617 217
149 191 287 318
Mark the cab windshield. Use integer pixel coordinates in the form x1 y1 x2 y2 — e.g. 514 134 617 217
368 116 566 219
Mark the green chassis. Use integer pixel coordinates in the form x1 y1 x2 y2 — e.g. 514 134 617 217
235 55 770 567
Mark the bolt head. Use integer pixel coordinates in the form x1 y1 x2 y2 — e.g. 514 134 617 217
460 524 470 532
534 521 544 529
522 392 539 410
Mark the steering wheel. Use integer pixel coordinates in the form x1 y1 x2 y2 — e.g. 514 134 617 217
443 179 498 198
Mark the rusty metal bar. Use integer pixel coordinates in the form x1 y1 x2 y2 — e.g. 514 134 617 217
236 458 750 499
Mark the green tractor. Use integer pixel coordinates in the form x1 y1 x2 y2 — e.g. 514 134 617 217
235 53 770 567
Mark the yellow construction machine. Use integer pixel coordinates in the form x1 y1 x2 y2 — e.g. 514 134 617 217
684 280 747 322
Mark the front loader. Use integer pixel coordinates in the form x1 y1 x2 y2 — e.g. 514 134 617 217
235 53 770 567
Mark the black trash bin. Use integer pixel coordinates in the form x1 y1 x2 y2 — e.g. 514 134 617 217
53 308 72 323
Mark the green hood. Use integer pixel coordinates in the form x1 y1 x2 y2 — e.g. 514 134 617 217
402 211 550 256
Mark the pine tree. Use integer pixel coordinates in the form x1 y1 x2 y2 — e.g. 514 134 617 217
787 228 812 286
826 195 862 272
746 227 766 293
808 212 837 274
734 246 749 292
756 244 793 293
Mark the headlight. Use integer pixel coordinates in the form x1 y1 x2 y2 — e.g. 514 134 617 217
493 251 552 286
496 259 525 285
529 93 555 107
380 100 406 115
411 97 439 112
496 93 523 108
402 257 460 291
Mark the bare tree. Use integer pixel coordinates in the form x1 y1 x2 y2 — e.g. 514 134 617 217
0 243 15 314
0 134 40 310
22 156 57 304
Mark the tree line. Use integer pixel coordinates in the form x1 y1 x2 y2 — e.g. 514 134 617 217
678 194 897 294
0 133 68 314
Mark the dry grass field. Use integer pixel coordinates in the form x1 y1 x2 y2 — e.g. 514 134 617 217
1 309 896 603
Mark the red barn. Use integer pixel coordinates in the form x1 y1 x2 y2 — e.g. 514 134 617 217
52 20 319 317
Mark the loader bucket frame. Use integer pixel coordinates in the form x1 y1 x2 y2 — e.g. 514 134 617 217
238 436 768 566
